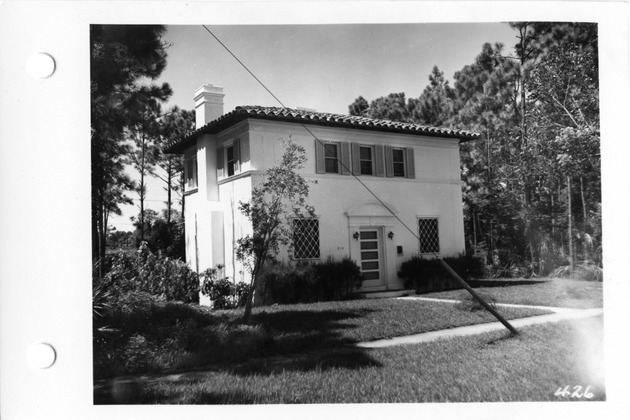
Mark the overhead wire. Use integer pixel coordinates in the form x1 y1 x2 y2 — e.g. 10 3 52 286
202 25 423 249
199 25 518 334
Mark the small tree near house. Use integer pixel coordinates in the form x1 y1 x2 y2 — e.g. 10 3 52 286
237 137 315 323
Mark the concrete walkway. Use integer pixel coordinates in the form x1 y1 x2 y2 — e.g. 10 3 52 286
356 297 603 349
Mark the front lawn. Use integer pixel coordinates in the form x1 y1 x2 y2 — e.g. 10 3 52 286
425 278 603 309
95 315 604 403
94 296 551 381
252 298 550 346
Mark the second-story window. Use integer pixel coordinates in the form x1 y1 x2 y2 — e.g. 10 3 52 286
218 138 242 179
185 155 198 191
324 143 339 173
393 148 405 177
385 146 415 179
226 145 235 176
359 146 374 175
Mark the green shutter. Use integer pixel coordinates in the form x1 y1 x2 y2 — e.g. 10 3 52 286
216 146 224 178
375 145 385 177
315 139 325 174
385 146 394 177
405 147 415 179
351 143 361 174
340 142 351 175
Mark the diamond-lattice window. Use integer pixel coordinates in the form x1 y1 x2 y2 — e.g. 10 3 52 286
418 218 439 254
293 218 320 259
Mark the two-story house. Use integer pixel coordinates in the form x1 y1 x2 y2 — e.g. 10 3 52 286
165 84 479 303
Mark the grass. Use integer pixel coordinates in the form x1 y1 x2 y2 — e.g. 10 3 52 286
94 296 551 380
95 315 604 403
425 278 603 309
252 298 551 345
95 278 604 403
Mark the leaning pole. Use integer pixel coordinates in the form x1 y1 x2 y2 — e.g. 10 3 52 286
438 259 519 335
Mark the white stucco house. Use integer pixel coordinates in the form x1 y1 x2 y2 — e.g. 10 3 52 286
165 84 479 303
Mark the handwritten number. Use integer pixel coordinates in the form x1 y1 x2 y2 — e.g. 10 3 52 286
584 386 594 399
555 386 571 397
555 385 594 399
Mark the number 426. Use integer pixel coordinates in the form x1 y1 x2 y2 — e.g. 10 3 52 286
555 385 594 399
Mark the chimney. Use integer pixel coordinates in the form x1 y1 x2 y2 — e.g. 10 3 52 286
194 84 225 129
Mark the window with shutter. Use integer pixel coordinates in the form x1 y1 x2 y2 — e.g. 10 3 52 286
384 146 415 178
226 145 235 176
393 148 405 177
324 143 340 173
359 146 374 175
185 155 198 190
223 139 241 177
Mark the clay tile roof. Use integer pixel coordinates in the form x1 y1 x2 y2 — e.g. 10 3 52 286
164 105 480 153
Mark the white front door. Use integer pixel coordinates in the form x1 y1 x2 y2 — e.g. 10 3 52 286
359 229 385 289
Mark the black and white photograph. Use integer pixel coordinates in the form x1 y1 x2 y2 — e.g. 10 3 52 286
1 0 629 418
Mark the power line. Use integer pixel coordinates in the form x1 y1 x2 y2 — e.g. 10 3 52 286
200 25 517 334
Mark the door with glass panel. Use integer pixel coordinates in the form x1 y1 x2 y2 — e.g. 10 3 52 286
359 229 384 288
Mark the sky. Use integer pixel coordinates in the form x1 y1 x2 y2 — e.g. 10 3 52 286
110 23 520 231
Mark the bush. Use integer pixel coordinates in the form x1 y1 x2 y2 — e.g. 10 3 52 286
313 257 363 301
257 262 317 305
101 243 199 304
200 265 252 309
549 262 603 282
256 258 363 305
398 254 484 293
93 292 273 379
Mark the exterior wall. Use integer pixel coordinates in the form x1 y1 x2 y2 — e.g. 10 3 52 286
185 116 466 298
245 119 466 292
182 133 225 305
218 174 256 284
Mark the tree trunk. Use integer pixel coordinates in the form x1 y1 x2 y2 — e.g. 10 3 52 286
242 259 264 324
472 208 477 249
166 158 172 225
567 176 574 271
579 177 588 261
92 189 102 277
139 129 146 241
181 169 185 219
99 201 107 268
580 177 587 222
550 188 555 237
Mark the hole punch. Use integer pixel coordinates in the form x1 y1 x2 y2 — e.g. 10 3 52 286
27 342 57 369
27 52 56 79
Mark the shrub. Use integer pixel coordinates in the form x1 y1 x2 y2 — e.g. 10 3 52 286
257 258 363 305
313 257 363 301
398 254 484 292
200 265 252 309
102 243 199 304
92 293 273 379
549 262 603 282
257 262 317 305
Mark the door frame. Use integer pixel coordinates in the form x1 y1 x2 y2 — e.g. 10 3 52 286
357 226 387 290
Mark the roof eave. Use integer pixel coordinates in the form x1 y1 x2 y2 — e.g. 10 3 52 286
164 108 481 153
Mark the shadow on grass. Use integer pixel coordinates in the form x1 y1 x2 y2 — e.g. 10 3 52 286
251 308 374 353
232 308 383 375
95 306 383 404
94 379 259 404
